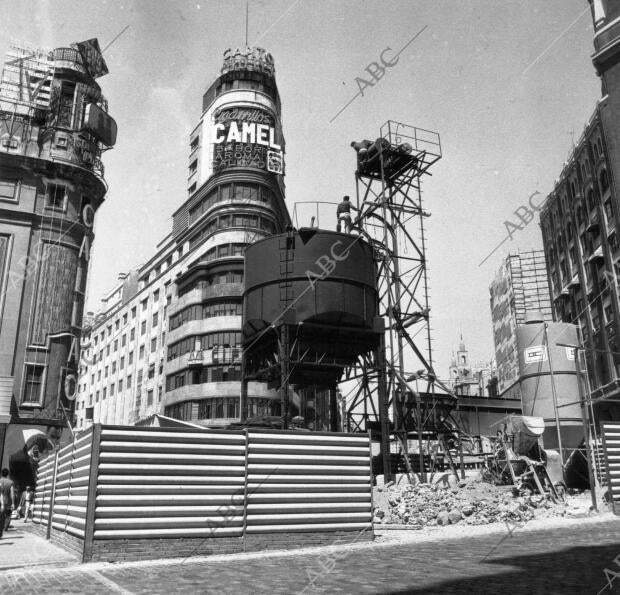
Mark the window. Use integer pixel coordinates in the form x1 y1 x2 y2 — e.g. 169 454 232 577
147 389 154 406
123 313 128 325
130 328 135 341
122 334 126 347
106 345 110 356
131 307 137 319
110 383 115 396
141 298 148 312
119 379 123 392
158 386 162 402
115 320 120 331
46 184 66 210
151 338 157 353
120 356 125 370
129 351 134 365
22 364 44 404
0 179 17 201
139 345 145 359
141 321 147 335
96 391 100 402
189 159 197 174
127 375 132 389
105 366 109 378
114 339 118 352
152 312 158 327
153 289 160 302
98 371 101 381
190 136 199 151
112 362 116 374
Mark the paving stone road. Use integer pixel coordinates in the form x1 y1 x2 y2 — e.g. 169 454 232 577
1 519 620 594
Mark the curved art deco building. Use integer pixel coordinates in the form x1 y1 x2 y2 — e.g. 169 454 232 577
162 47 289 424
0 40 116 464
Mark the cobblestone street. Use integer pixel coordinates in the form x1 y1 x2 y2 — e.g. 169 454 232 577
1 518 619 594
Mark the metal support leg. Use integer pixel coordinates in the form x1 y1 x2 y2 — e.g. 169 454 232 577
376 338 391 483
280 324 290 430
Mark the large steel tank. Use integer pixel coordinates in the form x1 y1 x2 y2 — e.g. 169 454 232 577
243 228 380 386
516 317 583 454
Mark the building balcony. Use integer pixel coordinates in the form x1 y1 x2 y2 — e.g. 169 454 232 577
588 246 604 262
587 211 600 232
167 315 242 346
163 380 273 407
170 283 244 316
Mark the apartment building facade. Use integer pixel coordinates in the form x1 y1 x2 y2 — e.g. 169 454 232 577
75 47 290 429
539 1 620 422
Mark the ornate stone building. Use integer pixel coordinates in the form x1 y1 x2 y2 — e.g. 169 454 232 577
0 39 116 473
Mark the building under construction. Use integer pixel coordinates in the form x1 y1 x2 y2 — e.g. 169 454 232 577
489 250 553 397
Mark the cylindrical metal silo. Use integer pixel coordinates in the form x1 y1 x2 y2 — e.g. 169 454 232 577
516 318 583 455
242 228 381 425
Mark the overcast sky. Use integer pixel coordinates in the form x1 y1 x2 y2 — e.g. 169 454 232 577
1 0 600 380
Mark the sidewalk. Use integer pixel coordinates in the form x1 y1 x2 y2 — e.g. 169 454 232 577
0 523 77 571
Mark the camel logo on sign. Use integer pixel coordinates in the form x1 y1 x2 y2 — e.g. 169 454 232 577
524 345 548 364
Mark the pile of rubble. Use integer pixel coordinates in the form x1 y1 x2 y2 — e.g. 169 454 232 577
372 475 595 528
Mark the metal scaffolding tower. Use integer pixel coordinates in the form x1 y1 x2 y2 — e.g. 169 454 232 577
342 121 455 481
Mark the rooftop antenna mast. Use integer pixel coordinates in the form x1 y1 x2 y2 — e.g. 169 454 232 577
245 1 249 46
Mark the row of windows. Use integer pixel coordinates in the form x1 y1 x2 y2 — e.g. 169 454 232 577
188 183 273 225
164 396 272 422
165 365 242 391
188 213 276 250
169 300 242 330
178 269 243 298
167 331 242 361
91 287 167 347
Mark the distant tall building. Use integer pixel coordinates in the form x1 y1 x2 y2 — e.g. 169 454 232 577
0 40 116 478
539 1 620 422
489 250 552 396
74 47 290 429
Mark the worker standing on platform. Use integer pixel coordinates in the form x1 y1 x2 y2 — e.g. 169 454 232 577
336 195 355 233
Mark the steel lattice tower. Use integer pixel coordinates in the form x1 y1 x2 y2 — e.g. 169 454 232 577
342 121 452 481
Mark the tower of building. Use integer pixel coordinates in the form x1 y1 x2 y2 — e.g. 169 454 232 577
74 47 290 429
0 39 116 465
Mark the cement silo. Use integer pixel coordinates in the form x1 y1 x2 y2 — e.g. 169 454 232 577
516 315 583 459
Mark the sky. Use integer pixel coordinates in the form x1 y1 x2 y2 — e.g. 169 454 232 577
0 0 602 380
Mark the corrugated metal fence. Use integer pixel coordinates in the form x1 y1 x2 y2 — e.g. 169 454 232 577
32 427 94 540
33 425 372 561
601 422 620 514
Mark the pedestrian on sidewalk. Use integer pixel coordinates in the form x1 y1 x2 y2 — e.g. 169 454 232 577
0 468 16 538
23 486 34 522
